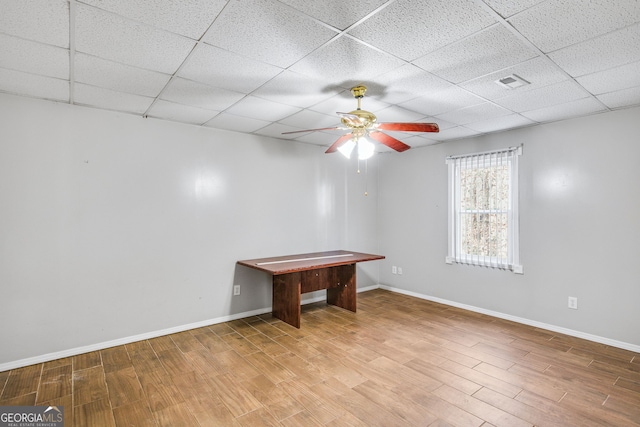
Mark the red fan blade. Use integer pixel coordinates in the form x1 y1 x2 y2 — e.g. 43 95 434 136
337 112 365 127
369 131 411 152
325 134 353 154
282 126 340 135
377 122 439 132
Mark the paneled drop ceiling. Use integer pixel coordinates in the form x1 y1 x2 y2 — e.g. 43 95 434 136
1 0 639 150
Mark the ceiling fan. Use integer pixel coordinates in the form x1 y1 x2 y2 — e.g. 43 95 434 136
282 85 439 159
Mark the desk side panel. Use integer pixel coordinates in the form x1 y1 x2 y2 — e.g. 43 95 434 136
272 272 301 328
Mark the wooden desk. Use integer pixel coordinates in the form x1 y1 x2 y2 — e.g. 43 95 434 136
237 250 384 328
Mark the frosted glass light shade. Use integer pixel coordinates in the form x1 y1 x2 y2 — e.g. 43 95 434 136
338 139 356 158
358 138 375 160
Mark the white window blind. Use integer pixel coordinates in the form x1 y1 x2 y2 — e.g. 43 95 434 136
446 146 523 273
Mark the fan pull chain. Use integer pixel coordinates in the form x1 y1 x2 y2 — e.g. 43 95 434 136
355 158 368 196
364 159 368 196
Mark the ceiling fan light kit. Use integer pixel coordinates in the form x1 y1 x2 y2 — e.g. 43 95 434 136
336 137 375 160
282 85 439 156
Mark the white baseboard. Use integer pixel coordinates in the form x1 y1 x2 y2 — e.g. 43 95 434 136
0 286 381 372
5 284 635 372
379 285 640 354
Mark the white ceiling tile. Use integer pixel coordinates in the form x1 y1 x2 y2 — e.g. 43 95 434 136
289 36 405 83
494 80 589 112
401 134 441 148
3 0 638 140
309 91 389 116
0 0 68 47
79 0 227 39
483 0 546 19
460 56 569 100
160 78 244 111
251 70 341 108
0 68 68 101
413 24 538 83
374 64 453 104
75 53 170 97
399 86 485 116
177 43 283 94
291 130 346 146
349 0 496 61
75 4 195 74
74 83 153 114
429 125 482 141
464 113 535 133
202 0 337 68
225 96 302 122
520 97 607 123
549 24 640 78
374 105 426 123
146 99 219 125
597 86 640 109
0 34 68 79
203 112 271 133
436 102 513 125
254 122 313 140
278 0 389 30
278 110 339 129
577 61 640 95
508 0 640 52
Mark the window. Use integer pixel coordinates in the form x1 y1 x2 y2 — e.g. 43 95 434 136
446 146 523 273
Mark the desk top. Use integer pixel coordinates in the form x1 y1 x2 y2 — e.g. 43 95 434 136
237 250 385 275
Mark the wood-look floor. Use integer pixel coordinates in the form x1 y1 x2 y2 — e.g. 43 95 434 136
1 289 639 427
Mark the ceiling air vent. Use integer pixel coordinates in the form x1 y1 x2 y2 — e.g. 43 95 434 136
495 74 530 89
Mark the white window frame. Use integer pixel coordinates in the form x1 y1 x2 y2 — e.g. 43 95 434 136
446 146 523 274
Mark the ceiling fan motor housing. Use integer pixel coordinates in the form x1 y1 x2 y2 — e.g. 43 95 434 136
342 109 377 129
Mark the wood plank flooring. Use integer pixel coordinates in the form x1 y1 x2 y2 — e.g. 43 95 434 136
1 289 639 426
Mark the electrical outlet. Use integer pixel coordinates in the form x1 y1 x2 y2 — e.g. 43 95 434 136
568 296 578 310
397 267 403 275
233 285 241 296
392 266 397 274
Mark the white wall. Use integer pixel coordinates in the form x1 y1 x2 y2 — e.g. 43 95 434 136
377 106 640 349
0 93 380 367
4 91 637 368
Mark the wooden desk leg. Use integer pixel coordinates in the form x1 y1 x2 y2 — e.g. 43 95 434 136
327 264 356 312
272 272 301 328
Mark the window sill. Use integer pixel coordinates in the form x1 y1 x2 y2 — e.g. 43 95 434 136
445 257 523 274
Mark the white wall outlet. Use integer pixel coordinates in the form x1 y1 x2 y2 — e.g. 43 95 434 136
233 285 241 296
568 296 578 309
397 267 403 275
392 266 397 274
